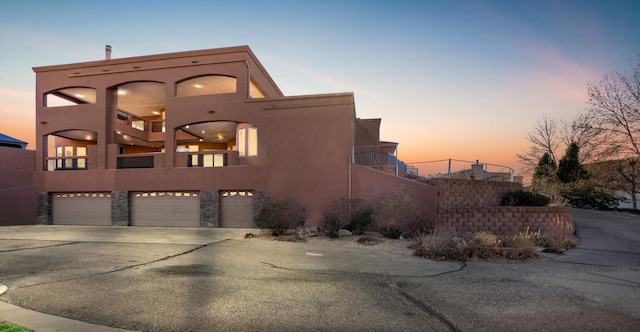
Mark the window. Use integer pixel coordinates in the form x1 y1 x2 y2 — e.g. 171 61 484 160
177 75 237 97
237 127 258 157
77 147 86 168
238 128 246 157
55 146 87 170
248 128 258 156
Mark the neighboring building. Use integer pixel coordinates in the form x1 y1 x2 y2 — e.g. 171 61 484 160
32 45 437 227
429 161 517 183
0 133 36 225
0 133 28 149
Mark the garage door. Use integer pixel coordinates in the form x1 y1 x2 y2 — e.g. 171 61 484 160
130 191 200 227
220 190 254 227
52 192 111 225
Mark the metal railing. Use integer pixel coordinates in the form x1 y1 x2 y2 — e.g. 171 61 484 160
352 144 406 176
408 159 515 182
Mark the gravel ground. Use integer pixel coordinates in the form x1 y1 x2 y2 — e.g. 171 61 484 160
243 229 565 262
244 230 416 255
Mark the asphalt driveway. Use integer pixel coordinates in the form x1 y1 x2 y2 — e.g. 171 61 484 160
1 209 639 331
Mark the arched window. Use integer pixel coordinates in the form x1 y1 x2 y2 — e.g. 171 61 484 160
44 87 96 107
176 75 237 97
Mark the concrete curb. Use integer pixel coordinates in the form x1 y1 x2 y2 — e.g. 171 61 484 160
0 300 136 332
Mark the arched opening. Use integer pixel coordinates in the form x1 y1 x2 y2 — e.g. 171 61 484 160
176 75 237 97
175 121 238 167
43 130 97 171
44 87 96 107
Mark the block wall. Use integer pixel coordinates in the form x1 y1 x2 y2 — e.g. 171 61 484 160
437 206 574 237
422 178 522 210
422 179 574 237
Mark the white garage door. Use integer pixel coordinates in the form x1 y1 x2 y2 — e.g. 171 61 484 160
220 190 254 228
130 191 200 227
52 192 112 225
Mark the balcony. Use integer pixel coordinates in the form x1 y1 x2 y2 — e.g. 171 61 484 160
353 145 407 176
175 150 240 168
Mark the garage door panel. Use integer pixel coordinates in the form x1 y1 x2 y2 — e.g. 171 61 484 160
221 191 254 228
130 192 200 227
53 193 111 226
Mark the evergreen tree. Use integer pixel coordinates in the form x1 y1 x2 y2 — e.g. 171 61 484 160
533 152 557 181
557 142 589 183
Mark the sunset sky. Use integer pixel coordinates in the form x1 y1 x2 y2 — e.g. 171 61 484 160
1 0 639 177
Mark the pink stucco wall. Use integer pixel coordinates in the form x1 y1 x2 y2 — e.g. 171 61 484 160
0 146 36 225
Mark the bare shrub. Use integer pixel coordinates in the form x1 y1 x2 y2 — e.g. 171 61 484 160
502 229 539 258
414 225 457 259
255 197 306 236
541 232 575 253
374 186 426 238
473 231 501 247
323 197 373 238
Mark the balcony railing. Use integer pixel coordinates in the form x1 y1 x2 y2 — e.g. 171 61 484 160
353 145 407 175
45 157 88 171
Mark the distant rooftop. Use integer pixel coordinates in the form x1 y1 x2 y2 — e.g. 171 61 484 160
0 133 28 149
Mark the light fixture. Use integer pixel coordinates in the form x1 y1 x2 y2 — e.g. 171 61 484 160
201 130 205 134
194 84 203 88
185 125 189 129
117 90 126 95
217 131 224 139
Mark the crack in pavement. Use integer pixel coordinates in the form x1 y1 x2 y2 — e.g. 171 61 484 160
260 260 466 278
0 242 79 252
12 239 230 289
388 282 461 332
259 260 466 331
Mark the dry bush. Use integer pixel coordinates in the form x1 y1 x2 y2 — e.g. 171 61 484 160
473 231 501 247
414 225 459 259
323 197 373 238
541 232 575 253
374 186 426 239
255 197 306 236
502 229 538 258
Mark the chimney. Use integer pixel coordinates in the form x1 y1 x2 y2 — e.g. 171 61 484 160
105 45 112 60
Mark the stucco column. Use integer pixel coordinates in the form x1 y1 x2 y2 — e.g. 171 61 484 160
200 190 220 227
111 191 129 226
36 192 52 225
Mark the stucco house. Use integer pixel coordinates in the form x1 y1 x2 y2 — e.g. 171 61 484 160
31 45 437 227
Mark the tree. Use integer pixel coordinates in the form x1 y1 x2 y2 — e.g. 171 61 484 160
557 142 589 183
517 116 559 173
587 59 640 209
533 152 557 181
518 114 603 176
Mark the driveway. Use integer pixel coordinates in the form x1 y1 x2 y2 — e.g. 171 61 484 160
1 209 639 331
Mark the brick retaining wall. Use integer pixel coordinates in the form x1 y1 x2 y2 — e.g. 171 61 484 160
437 206 574 237
420 179 574 237
422 178 522 209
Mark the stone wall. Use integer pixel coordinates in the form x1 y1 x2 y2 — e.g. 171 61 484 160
200 190 220 228
422 179 574 237
111 191 129 226
36 192 51 225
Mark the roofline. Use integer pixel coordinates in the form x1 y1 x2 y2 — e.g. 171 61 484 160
32 45 284 96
